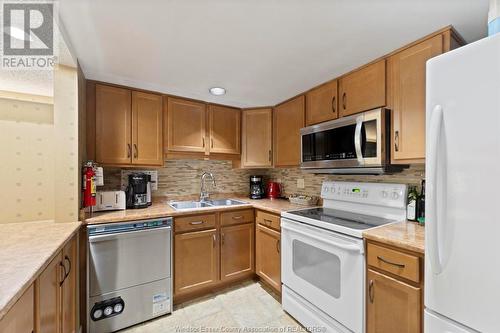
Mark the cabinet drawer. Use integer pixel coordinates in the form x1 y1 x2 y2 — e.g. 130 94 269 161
256 210 280 230
175 214 216 233
367 243 420 283
221 209 254 226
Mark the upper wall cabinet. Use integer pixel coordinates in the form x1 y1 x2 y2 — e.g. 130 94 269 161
96 85 132 165
274 95 305 167
388 35 443 164
306 80 338 125
241 108 273 168
95 84 163 166
339 60 386 117
166 97 207 154
208 105 241 155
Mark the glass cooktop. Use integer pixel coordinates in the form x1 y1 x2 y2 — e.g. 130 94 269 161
288 208 395 230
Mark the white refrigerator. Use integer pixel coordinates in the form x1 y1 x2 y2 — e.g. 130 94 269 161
425 33 500 332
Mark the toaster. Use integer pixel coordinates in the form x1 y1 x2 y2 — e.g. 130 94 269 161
94 191 126 212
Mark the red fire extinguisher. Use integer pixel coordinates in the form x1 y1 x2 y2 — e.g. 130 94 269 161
83 161 97 208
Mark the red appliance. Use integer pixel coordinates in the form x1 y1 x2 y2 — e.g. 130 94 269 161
82 161 97 208
266 182 282 199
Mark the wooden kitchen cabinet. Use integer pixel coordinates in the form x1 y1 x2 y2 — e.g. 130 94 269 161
339 60 386 117
61 236 78 333
220 222 255 281
255 223 281 292
306 80 338 125
95 84 163 166
366 240 423 333
0 284 34 333
132 91 163 166
36 252 63 333
174 229 219 296
273 95 305 167
208 105 241 155
166 97 207 154
241 108 273 168
95 84 132 165
367 269 421 333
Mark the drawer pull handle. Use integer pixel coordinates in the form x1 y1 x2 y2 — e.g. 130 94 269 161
377 256 406 268
232 216 243 220
369 280 374 303
263 219 273 224
190 221 205 225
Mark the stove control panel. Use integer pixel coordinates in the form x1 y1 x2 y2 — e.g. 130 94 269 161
321 181 407 208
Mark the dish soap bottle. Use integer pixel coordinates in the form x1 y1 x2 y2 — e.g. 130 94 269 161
417 180 426 225
406 185 418 221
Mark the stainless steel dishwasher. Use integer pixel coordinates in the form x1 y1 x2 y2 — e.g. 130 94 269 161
87 218 172 333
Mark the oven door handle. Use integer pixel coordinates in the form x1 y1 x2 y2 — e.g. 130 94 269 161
354 116 364 165
89 226 171 243
282 223 363 253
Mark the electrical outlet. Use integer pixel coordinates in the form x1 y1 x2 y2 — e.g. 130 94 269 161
297 179 305 189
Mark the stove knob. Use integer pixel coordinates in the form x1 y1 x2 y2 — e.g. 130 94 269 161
113 303 123 313
104 306 113 317
323 187 329 193
381 191 388 198
93 308 103 320
392 192 400 200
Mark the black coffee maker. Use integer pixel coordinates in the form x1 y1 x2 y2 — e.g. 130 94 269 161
126 173 149 209
249 175 265 199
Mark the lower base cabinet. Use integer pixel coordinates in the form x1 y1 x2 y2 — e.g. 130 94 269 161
255 223 281 292
174 229 219 295
0 285 34 333
221 223 255 281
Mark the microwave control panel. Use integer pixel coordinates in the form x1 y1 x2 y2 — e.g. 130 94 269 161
321 181 407 209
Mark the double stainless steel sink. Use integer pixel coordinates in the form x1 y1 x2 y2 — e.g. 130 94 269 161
168 199 248 211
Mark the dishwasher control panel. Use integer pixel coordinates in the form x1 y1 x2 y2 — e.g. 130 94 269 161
88 218 172 236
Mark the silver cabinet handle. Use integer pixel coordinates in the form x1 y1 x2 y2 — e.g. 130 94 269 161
232 216 243 220
127 144 131 158
189 221 204 225
211 138 214 148
395 130 400 152
369 280 374 303
212 234 216 247
377 255 406 268
221 232 225 246
268 150 272 162
133 144 138 158
202 137 205 147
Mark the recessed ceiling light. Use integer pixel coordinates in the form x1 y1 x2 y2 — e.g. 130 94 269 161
209 87 226 96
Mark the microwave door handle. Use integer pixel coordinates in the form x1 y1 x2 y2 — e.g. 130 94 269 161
354 116 364 164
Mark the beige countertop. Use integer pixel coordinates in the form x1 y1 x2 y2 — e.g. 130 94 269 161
85 197 314 225
0 220 81 321
363 221 425 254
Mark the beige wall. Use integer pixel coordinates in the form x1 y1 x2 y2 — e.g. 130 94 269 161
101 161 424 199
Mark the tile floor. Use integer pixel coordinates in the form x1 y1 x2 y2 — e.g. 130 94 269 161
121 280 304 332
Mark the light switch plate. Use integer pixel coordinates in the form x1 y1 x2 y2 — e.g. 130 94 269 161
297 178 305 189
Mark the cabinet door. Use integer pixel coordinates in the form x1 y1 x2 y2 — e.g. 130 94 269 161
273 95 305 167
36 252 63 333
0 284 34 333
255 224 281 292
339 60 386 116
174 229 218 295
209 105 241 154
166 97 207 153
95 84 132 165
241 108 273 168
388 35 443 163
61 236 77 333
220 223 254 281
132 91 163 165
306 80 338 125
367 269 421 333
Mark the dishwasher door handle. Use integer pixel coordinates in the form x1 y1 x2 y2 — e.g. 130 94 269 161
89 226 171 243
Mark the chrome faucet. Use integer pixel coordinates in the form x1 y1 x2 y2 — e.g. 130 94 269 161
200 172 216 202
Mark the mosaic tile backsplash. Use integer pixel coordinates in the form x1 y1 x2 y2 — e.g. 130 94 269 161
102 160 425 199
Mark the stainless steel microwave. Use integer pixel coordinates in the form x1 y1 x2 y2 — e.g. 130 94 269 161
300 108 406 174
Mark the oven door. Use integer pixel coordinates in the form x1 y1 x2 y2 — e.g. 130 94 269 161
301 108 386 170
281 218 365 333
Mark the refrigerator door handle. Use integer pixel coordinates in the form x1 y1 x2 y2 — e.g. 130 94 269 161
428 105 444 275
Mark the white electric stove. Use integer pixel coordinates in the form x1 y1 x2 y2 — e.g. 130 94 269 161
281 181 407 333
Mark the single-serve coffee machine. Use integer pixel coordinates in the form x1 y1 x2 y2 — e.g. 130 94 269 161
126 173 150 209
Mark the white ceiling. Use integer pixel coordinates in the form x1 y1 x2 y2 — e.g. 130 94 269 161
59 0 489 107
